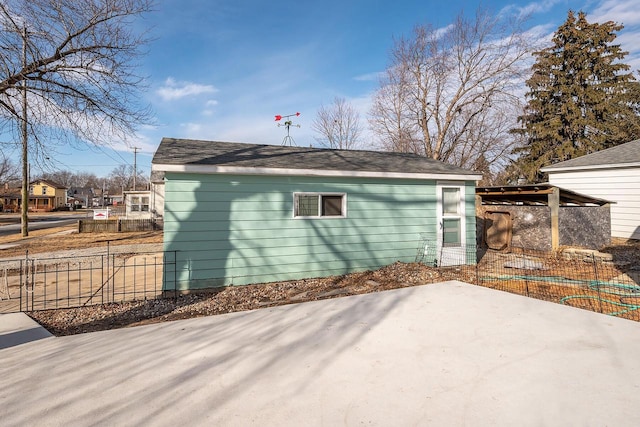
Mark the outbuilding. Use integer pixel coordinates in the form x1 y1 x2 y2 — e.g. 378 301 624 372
476 184 612 252
152 138 482 290
541 139 640 240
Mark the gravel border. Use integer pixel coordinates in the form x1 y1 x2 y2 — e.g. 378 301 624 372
29 262 477 336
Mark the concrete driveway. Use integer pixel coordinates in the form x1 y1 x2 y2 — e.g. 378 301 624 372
1 281 640 426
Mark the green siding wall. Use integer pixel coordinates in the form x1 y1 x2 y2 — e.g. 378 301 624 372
163 173 476 290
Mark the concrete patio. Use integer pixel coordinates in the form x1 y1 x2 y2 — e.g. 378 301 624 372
1 281 639 426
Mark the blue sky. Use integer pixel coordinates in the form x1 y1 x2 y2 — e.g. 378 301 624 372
35 0 640 178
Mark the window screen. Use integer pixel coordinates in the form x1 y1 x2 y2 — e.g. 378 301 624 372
297 195 319 216
294 193 345 218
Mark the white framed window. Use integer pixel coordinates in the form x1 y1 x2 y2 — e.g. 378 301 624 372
294 193 346 218
42 186 48 195
131 196 150 212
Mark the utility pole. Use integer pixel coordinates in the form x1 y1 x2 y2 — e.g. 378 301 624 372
132 147 140 191
20 25 28 237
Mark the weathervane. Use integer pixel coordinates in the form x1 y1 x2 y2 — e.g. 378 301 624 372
275 112 301 146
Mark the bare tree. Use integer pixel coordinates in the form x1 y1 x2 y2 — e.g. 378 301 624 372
107 164 132 192
135 172 149 190
0 0 153 235
73 171 100 189
312 97 362 149
369 67 422 154
41 170 75 187
0 0 153 147
369 8 533 173
0 153 18 184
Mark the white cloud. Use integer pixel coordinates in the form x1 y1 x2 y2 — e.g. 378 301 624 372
500 0 563 19
586 0 640 72
434 23 455 39
106 132 157 156
590 0 640 26
202 99 219 116
156 77 218 101
180 122 205 135
353 72 383 82
171 111 313 147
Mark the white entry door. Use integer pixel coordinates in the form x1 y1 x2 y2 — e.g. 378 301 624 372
436 182 466 266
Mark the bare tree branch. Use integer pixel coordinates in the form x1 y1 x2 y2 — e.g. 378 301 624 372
312 97 362 150
369 7 535 176
0 0 154 160
0 152 18 184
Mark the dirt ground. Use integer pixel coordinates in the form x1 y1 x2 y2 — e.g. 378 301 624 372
2 219 639 336
0 224 163 258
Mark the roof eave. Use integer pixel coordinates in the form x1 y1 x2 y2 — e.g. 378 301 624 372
542 161 640 173
152 163 482 181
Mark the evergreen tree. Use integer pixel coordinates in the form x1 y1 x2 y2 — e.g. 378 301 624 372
513 11 640 182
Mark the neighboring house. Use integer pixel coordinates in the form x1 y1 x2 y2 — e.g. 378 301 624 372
150 170 165 221
100 193 123 207
541 139 640 240
67 187 95 208
110 194 124 206
0 183 9 211
1 179 67 212
152 138 482 291
124 190 151 218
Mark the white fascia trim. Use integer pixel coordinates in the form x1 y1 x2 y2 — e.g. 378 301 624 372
541 162 640 173
152 163 483 181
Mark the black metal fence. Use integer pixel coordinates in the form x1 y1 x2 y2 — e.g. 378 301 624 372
0 250 176 313
1 242 638 322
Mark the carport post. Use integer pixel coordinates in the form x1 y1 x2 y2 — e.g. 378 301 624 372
548 187 560 251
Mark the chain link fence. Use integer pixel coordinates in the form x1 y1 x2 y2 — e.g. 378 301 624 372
416 241 640 321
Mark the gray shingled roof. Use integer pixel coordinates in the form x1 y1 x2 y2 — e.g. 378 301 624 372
542 139 640 171
152 138 480 177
